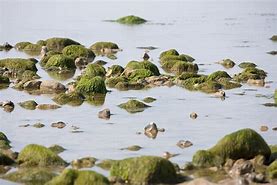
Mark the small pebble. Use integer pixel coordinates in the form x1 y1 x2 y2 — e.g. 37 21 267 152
260 126 268 132
33 122 45 128
19 124 30 127
190 112 198 119
177 140 193 149
51 121 66 129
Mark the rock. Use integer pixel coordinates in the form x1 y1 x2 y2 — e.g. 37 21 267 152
1 42 13 50
142 97 156 103
270 35 277 41
158 128 165 132
268 160 277 179
76 76 107 95
40 80 66 93
110 156 177 184
82 63 106 78
213 90 226 98
23 43 42 56
143 51 150 61
98 108 111 119
3 168 57 185
137 46 158 50
267 51 277 55
116 15 147 25
163 152 179 159
46 169 109 185
36 104 61 110
247 79 265 86
217 59 236 68
20 70 40 82
0 75 10 85
0 132 11 149
17 144 67 167
270 145 277 162
71 157 97 169
90 42 119 53
160 49 179 58
48 144 66 154
119 99 150 113
207 71 231 81
96 159 117 170
51 121 66 129
32 122 45 128
178 178 218 185
128 69 155 82
115 81 145 91
23 80 42 90
162 60 198 75
190 112 198 119
74 57 88 68
0 58 37 73
234 67 267 82
52 92 84 106
238 62 257 69
94 60 107 66
86 94 106 106
45 37 80 52
229 159 254 177
177 140 193 149
40 46 48 57
260 126 269 132
0 101 15 113
144 122 158 139
15 42 32 50
253 173 266 183
106 65 124 78
123 60 160 76
62 45 95 60
192 150 224 168
120 145 142 151
45 54 76 70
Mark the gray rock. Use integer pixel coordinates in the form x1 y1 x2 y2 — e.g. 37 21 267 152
98 108 111 119
23 80 41 90
40 80 66 92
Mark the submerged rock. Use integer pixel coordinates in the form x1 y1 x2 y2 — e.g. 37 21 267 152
96 159 117 170
177 140 193 149
3 168 57 185
192 129 271 167
0 58 37 73
142 97 156 103
71 157 97 169
110 156 177 184
98 108 111 119
270 35 277 41
116 15 147 25
40 80 66 93
190 112 198 119
23 43 42 56
45 37 80 52
118 99 150 113
17 144 67 167
62 45 95 60
51 121 66 129
144 122 158 139
0 75 10 85
76 76 107 95
23 80 42 90
45 54 76 71
46 169 109 185
48 144 66 154
120 145 142 151
267 50 277 55
15 42 32 51
234 67 267 82
217 59 235 68
90 41 119 52
33 122 45 128
36 104 61 110
52 92 84 106
0 132 11 149
0 101 15 113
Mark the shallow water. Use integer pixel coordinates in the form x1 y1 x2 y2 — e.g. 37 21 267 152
0 0 276 179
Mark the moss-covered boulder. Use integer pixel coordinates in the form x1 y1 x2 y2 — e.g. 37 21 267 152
217 59 235 68
192 129 271 167
207 71 231 81
62 45 95 60
20 70 40 82
86 94 106 106
76 76 107 95
270 145 277 162
116 15 147 25
0 151 14 165
238 62 257 69
0 58 37 72
0 75 10 85
124 60 160 76
46 169 109 185
162 60 198 75
90 42 119 51
36 40 47 46
3 168 57 185
23 43 42 56
105 76 127 88
40 51 61 67
159 49 179 58
52 92 84 106
217 78 242 90
143 97 156 103
45 54 75 70
45 37 80 52
110 156 177 184
15 42 32 51
0 132 11 149
234 67 267 82
82 63 106 78
18 100 38 110
17 144 67 167
115 81 144 91
106 65 124 78
128 69 154 82
97 159 117 170
48 145 66 154
160 54 195 64
119 99 150 113
270 35 277 41
268 160 277 179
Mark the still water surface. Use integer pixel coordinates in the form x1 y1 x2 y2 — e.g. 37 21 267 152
0 0 276 178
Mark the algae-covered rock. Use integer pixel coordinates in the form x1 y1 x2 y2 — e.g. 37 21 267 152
207 71 231 81
46 169 109 185
159 49 179 58
0 58 37 72
234 67 267 82
116 15 147 25
270 35 277 41
18 100 38 110
40 51 61 67
48 145 66 154
86 94 106 106
105 76 127 88
23 43 42 56
17 144 67 167
268 160 277 179
162 60 198 75
128 69 154 82
52 92 84 106
3 168 57 185
106 65 124 78
76 76 107 95
192 150 224 167
40 80 66 93
20 70 40 82
45 37 80 52
97 159 117 170
62 45 95 60
46 70 75 81
270 145 277 162
238 62 257 69
0 152 14 165
15 42 32 51
45 54 75 70
118 99 150 113
115 81 145 91
71 157 97 169
217 59 235 68
124 60 160 76
90 42 119 51
120 145 142 151
196 81 222 93
36 40 47 46
143 97 156 103
192 129 271 168
0 132 11 149
110 156 177 184
217 78 242 90
0 75 10 84
160 54 195 63
82 63 106 78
